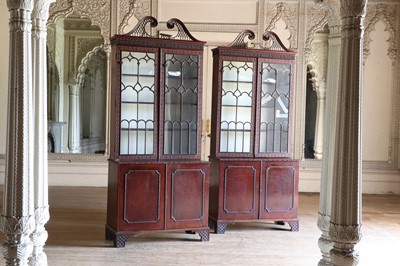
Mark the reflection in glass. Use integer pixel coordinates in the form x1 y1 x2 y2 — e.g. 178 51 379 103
164 54 199 155
219 61 253 153
120 51 156 155
259 63 291 153
47 16 106 154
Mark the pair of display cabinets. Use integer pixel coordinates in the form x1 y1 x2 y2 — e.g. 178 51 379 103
106 17 298 248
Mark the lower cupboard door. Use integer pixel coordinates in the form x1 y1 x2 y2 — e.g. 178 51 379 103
218 162 259 220
259 161 299 220
166 164 210 230
121 165 165 231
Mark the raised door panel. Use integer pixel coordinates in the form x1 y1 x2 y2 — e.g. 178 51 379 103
166 164 210 229
119 164 165 231
218 162 259 220
259 160 298 219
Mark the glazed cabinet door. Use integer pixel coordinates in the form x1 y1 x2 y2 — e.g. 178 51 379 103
159 49 203 160
255 59 294 158
218 161 259 220
213 57 257 158
113 46 159 161
166 164 210 230
119 164 165 231
259 160 298 220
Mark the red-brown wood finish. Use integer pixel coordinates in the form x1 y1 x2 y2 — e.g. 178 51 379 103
209 35 299 234
106 17 210 248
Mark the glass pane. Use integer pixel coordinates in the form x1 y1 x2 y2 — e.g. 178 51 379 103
219 61 253 153
259 63 291 153
120 51 156 155
164 54 199 155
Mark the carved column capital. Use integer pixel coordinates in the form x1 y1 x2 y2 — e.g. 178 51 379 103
1 215 36 264
7 0 34 10
340 0 367 18
330 222 362 266
69 82 81 95
329 222 362 247
318 213 334 265
323 0 341 29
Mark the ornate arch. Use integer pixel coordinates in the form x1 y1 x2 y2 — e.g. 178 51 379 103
364 3 398 62
48 0 110 44
305 2 328 59
117 0 151 34
265 2 299 50
76 45 107 86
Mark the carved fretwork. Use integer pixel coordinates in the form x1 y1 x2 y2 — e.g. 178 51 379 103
124 15 158 37
262 31 292 52
197 230 210 241
227 30 292 52
227 30 255 48
115 234 130 248
288 220 299 232
215 222 228 234
165 18 201 42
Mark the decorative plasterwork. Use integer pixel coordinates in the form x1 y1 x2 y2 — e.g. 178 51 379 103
118 0 151 34
265 2 299 50
76 38 104 70
364 3 398 62
323 0 341 29
308 38 328 91
64 18 100 31
48 0 110 43
77 46 107 86
305 2 328 58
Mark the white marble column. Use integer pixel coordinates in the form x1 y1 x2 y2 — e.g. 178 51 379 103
313 82 326 160
329 0 367 265
104 44 111 155
318 1 341 264
68 83 82 153
1 0 36 265
30 0 54 265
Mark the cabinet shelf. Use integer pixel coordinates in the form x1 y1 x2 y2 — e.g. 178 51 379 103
223 80 253 84
121 73 155 77
120 128 154 131
221 104 252 108
121 101 154 104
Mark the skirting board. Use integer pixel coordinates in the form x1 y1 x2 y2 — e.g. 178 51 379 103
0 159 398 194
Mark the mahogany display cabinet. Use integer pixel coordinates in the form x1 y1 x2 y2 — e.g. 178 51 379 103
106 17 210 247
208 30 299 234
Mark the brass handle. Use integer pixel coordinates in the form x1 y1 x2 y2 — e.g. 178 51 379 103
202 119 211 137
206 119 211 137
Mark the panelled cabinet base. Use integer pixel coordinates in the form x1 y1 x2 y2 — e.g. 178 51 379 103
105 224 209 248
106 161 210 247
209 219 299 234
208 158 299 234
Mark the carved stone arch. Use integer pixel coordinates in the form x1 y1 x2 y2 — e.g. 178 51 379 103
118 0 151 34
48 0 110 44
76 45 107 86
305 2 329 59
364 3 397 62
265 2 299 49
